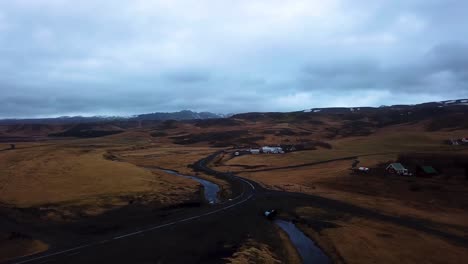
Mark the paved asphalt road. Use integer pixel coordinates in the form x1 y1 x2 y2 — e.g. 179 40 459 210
5 151 468 264
7 151 262 264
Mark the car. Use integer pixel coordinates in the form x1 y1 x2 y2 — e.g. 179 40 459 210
264 209 277 220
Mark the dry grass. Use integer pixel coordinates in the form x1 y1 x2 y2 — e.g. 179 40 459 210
238 160 350 187
0 139 217 261
238 160 468 228
116 145 217 174
0 144 197 207
116 146 232 198
222 127 468 170
296 206 468 264
225 239 282 264
1 121 467 263
0 236 48 263
214 125 468 263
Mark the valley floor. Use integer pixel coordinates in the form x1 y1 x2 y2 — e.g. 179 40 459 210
212 126 468 263
1 122 468 263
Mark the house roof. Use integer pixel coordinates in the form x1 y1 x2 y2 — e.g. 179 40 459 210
388 163 406 170
420 166 437 174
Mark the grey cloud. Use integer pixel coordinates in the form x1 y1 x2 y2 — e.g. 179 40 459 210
303 59 380 78
427 43 468 74
0 0 467 118
300 41 468 95
163 70 211 83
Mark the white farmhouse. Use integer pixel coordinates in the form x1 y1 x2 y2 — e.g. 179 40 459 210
261 146 284 154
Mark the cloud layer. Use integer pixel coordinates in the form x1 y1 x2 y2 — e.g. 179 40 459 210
1 0 467 118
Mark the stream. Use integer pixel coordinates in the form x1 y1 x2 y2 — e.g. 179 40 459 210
275 220 330 264
162 169 220 204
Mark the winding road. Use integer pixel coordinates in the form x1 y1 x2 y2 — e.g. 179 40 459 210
7 151 258 264
5 151 468 264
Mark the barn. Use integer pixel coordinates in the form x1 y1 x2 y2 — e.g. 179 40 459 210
416 166 438 177
386 163 410 175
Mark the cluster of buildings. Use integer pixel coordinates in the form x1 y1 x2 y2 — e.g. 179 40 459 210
448 137 468 146
250 146 284 154
386 163 440 177
354 162 439 177
357 162 439 177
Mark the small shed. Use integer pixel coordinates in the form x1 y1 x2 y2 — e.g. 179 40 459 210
416 166 438 177
386 163 409 175
358 167 369 173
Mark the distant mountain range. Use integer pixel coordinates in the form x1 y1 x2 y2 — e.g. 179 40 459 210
299 99 468 114
0 110 225 125
1 99 467 140
133 110 223 121
1 99 467 125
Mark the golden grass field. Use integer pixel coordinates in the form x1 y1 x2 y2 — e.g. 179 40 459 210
0 139 217 261
221 126 468 170
213 125 468 263
225 239 283 264
0 143 200 208
1 118 468 263
114 145 232 198
296 207 467 264
0 236 48 263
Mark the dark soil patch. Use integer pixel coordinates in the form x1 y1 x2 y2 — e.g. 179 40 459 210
150 131 168 137
194 119 242 128
49 123 123 138
171 130 264 147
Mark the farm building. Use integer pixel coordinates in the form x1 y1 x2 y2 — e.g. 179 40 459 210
357 167 370 173
280 145 296 152
250 148 260 154
261 146 284 154
416 166 438 177
386 163 411 175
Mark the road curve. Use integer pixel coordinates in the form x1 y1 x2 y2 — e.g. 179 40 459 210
6 151 255 264
6 150 468 263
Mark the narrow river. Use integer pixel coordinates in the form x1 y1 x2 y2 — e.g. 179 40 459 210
275 220 330 264
162 169 220 204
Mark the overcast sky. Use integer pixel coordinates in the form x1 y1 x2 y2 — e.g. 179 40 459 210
1 0 467 118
